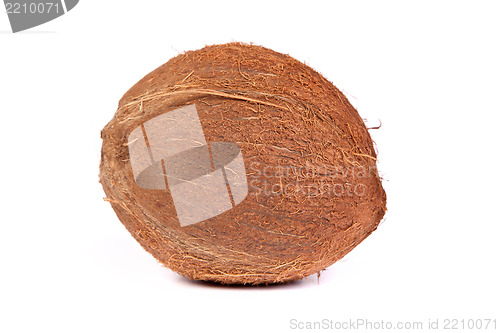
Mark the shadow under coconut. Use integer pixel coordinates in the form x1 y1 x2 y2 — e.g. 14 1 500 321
175 274 321 290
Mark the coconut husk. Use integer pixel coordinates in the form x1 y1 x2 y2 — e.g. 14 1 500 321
99 42 387 285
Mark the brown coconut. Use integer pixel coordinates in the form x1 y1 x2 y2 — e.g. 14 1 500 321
99 42 387 285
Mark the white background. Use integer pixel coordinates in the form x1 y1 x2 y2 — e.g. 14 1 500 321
1 1 499 332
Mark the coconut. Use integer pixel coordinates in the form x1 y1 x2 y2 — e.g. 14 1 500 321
99 42 387 285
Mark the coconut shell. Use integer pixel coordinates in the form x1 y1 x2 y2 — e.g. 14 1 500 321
99 42 387 285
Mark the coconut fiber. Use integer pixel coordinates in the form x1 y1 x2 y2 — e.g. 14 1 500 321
99 42 387 285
